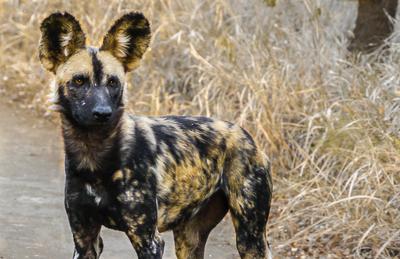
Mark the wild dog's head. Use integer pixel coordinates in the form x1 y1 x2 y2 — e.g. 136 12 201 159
39 12 151 128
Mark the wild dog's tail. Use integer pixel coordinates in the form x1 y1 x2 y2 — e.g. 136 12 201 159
221 129 273 258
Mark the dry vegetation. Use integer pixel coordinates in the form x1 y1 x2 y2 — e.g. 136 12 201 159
1 0 400 258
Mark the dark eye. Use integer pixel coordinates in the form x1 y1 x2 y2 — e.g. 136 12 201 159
73 78 84 86
107 77 118 87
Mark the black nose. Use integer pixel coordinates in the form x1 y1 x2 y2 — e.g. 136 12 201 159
92 106 112 121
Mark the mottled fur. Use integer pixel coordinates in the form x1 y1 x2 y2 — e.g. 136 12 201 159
39 11 272 259
39 12 86 72
100 12 151 72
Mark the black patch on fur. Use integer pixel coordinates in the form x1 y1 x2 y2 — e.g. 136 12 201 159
90 49 104 85
162 116 217 158
194 129 217 158
58 86 75 124
130 125 156 167
152 124 183 163
108 75 124 107
241 127 256 148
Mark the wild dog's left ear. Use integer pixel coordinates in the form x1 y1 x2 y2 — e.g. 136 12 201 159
39 12 86 73
100 12 151 72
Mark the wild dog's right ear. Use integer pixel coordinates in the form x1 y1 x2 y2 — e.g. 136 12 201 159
39 12 86 73
100 12 151 72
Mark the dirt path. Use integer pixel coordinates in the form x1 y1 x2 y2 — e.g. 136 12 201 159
0 102 238 259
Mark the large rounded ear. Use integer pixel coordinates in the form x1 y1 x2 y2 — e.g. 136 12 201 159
39 12 86 73
100 12 151 72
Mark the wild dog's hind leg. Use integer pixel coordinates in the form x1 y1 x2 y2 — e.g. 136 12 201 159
224 154 273 259
173 190 229 259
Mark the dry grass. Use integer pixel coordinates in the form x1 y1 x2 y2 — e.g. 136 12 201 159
1 0 400 257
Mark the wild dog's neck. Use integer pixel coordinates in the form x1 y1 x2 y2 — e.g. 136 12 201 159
61 112 125 173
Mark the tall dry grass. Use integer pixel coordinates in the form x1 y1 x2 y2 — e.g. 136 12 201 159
1 0 400 257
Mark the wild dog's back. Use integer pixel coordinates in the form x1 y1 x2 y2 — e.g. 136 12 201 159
125 115 272 234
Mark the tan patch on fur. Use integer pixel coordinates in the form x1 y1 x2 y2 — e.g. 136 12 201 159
174 242 195 259
41 58 56 72
210 120 245 151
135 117 157 152
97 51 125 83
47 78 63 111
225 166 247 214
120 114 135 161
124 213 149 249
112 170 123 182
56 50 93 84
126 230 143 248
157 150 223 230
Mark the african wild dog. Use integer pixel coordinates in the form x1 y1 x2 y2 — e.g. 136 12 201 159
38 11 273 259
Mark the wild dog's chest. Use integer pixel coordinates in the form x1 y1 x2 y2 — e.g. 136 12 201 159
65 181 123 230
65 168 158 231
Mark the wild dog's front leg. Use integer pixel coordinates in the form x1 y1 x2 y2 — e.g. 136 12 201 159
67 212 103 259
120 189 164 259
65 176 103 259
113 168 164 258
126 225 164 258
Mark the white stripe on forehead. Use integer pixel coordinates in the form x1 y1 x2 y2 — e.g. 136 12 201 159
87 46 99 53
